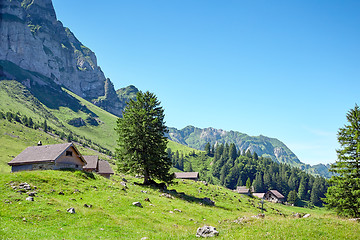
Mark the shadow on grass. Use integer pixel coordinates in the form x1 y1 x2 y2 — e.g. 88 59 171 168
137 180 231 210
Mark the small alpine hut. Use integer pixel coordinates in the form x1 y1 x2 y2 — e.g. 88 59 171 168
174 172 199 181
8 143 86 172
83 155 115 179
264 190 285 203
236 186 254 196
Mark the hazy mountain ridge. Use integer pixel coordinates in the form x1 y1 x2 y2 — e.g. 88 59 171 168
167 126 332 177
0 0 135 117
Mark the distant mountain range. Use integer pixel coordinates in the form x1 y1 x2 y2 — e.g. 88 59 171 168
167 126 332 177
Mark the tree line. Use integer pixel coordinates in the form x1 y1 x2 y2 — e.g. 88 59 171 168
0 110 112 156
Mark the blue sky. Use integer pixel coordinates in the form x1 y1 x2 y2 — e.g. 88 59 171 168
52 0 360 165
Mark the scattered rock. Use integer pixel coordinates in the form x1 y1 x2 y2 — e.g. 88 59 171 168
160 193 173 199
196 225 219 238
141 190 148 194
349 218 360 222
169 211 174 214
58 191 64 195
174 209 182 212
303 214 311 218
202 197 215 206
28 192 37 197
73 189 80 193
144 198 151 202
132 202 143 208
293 213 302 218
67 208 76 214
84 204 92 208
26 197 34 201
122 178 128 182
141 237 149 240
252 213 265 219
120 182 127 188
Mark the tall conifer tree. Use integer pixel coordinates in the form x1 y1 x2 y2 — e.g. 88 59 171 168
325 105 360 217
115 91 173 184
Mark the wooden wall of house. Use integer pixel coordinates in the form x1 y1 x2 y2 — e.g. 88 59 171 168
55 146 85 170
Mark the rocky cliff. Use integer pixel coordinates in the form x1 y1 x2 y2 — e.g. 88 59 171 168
0 0 133 117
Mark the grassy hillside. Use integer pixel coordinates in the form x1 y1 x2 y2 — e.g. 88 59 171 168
1 170 358 239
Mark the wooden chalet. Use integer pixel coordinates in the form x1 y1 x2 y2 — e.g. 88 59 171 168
236 186 254 196
174 172 199 181
264 190 285 203
8 143 114 178
8 143 86 172
252 193 265 199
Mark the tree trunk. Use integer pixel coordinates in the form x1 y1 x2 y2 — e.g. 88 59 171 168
143 169 151 185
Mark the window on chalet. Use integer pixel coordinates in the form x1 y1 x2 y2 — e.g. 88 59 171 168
66 151 73 156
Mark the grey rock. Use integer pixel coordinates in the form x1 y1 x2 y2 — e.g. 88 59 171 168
196 225 219 238
202 197 215 206
28 192 37 197
303 214 311 218
84 204 92 208
132 202 143 208
67 208 76 214
26 197 34 201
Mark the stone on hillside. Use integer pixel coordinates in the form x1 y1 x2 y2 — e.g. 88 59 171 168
303 214 311 218
132 202 143 208
202 197 215 206
58 191 64 195
67 208 76 214
293 213 302 218
196 225 219 238
120 182 127 188
144 198 150 202
122 178 128 182
26 197 34 201
160 193 173 199
141 190 147 193
28 192 37 196
174 209 182 212
84 204 92 208
349 218 360 222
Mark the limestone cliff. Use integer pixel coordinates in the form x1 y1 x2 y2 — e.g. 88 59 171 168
0 0 128 117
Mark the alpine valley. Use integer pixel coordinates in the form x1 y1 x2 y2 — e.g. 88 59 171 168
0 0 331 178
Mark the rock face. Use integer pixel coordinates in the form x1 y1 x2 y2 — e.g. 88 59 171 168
0 0 137 117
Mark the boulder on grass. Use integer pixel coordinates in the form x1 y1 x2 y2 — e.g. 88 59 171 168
196 225 219 238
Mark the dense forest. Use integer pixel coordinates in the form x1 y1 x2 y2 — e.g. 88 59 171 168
168 142 328 207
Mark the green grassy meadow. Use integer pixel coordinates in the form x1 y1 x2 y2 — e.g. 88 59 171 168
1 170 358 240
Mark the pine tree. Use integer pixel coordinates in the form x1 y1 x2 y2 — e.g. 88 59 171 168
246 177 252 190
325 106 360 216
204 142 211 156
287 190 299 206
253 172 265 192
298 176 307 200
115 91 173 184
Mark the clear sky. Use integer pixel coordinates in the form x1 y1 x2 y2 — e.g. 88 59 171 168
52 0 360 166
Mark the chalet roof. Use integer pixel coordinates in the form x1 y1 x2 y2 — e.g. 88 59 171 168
8 143 85 166
253 193 265 199
236 186 254 194
268 190 285 199
97 160 114 174
83 155 98 170
174 172 199 179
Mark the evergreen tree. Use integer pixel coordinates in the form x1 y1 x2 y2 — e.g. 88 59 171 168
253 172 265 193
204 142 211 156
115 91 173 184
287 190 299 206
229 143 237 162
325 105 360 217
298 176 307 200
43 120 48 132
246 177 252 190
311 177 323 207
